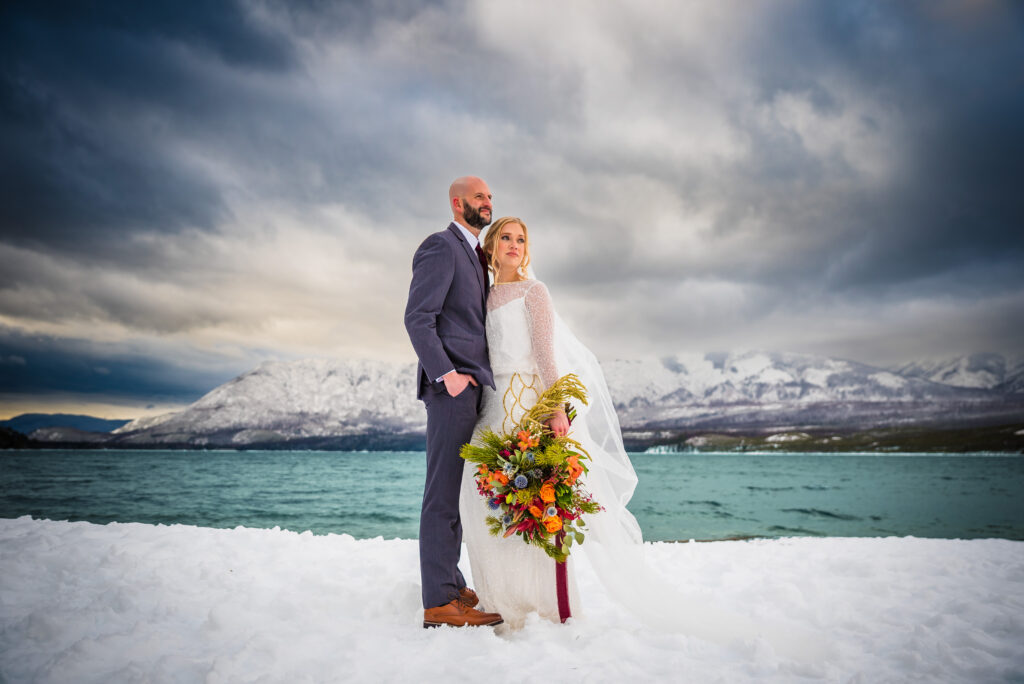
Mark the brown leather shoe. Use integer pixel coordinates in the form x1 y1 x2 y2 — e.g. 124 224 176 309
423 598 503 628
458 586 479 608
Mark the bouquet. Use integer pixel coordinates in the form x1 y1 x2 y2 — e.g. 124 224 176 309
460 373 602 562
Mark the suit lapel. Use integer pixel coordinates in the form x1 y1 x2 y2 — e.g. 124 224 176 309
447 223 486 301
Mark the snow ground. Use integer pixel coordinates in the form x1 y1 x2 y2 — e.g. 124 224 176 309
1 517 1022 683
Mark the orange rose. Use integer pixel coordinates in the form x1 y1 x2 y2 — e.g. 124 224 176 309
566 455 583 482
529 505 543 518
540 483 556 503
543 517 562 533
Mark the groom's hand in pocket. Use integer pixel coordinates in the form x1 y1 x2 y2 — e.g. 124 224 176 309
442 371 478 397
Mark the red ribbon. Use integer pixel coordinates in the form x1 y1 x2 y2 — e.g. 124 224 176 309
555 532 571 623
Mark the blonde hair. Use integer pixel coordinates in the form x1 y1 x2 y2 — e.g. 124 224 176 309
482 216 531 280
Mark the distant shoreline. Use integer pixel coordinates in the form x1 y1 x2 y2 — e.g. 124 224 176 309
627 422 1024 454
3 422 1022 453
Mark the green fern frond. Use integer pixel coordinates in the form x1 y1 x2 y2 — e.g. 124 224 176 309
460 428 509 465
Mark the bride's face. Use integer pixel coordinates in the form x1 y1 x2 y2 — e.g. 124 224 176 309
495 222 527 273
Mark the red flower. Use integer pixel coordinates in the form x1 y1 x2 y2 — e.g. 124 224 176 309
516 518 539 534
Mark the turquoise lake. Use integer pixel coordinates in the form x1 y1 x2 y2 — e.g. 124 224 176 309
2 449 1022 541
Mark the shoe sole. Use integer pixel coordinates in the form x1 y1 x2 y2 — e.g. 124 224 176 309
423 618 504 629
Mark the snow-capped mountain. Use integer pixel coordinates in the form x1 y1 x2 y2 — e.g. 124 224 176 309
113 358 423 448
103 351 1024 449
891 353 1024 391
603 351 1022 431
605 351 943 409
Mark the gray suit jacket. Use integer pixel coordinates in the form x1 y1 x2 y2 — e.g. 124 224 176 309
405 223 495 399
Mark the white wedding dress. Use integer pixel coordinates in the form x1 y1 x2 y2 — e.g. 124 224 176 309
458 279 640 630
457 280 825 659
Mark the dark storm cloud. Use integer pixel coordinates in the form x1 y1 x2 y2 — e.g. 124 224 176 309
0 0 533 268
730 1 1024 293
3 0 1021 275
0 0 297 257
0 0 517 263
0 324 248 401
542 3 1024 293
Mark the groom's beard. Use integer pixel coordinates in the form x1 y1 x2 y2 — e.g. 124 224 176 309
462 203 492 229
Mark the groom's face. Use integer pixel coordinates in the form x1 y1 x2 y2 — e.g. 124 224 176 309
459 184 493 229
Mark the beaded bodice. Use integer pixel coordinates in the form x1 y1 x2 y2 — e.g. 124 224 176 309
485 280 558 389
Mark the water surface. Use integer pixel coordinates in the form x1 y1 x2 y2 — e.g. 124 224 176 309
2 450 1021 541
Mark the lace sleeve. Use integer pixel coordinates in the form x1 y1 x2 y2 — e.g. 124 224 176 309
524 281 559 390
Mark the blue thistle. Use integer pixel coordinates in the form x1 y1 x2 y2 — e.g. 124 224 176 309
513 474 528 489
546 506 558 518
502 514 512 526
525 452 535 464
488 498 501 510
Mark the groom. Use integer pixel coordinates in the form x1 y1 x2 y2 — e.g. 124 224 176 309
404 176 502 628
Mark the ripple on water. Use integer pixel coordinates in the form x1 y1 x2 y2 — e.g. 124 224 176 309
768 525 824 536
780 508 862 521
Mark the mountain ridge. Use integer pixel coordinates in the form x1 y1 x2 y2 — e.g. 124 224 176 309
0 414 131 434
91 351 1024 450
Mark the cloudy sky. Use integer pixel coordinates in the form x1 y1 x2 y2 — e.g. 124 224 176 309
2 0 1022 418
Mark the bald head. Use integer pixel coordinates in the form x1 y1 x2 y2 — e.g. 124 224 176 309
448 176 484 202
449 176 493 234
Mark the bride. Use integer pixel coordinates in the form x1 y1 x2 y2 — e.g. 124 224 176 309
458 215 643 630
458 217 826 660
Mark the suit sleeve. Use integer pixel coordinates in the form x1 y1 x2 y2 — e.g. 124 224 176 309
404 234 456 381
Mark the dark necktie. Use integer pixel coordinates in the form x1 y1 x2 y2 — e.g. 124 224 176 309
475 243 489 290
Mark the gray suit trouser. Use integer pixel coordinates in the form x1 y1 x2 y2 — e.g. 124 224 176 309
420 382 482 608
